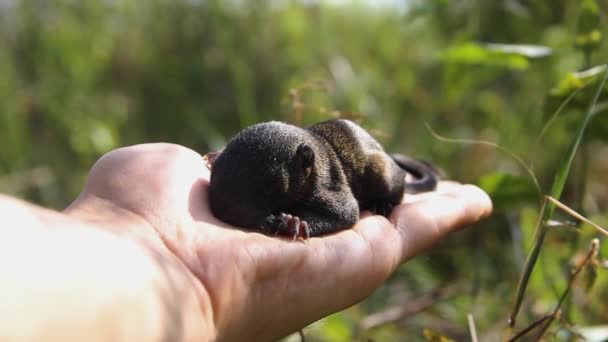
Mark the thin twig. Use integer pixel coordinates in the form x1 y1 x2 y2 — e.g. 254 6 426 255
547 196 608 236
284 80 332 125
425 124 542 201
535 87 583 147
532 239 600 341
358 284 461 331
467 313 479 342
508 313 555 342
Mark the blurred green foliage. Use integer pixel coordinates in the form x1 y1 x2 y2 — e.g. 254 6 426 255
1 0 608 340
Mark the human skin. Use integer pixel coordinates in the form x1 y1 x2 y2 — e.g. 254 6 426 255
0 143 492 341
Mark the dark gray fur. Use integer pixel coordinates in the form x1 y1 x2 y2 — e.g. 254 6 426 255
208 119 437 237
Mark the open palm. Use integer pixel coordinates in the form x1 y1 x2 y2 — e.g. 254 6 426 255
64 143 492 341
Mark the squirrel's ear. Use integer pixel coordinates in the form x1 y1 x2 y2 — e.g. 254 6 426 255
295 143 315 175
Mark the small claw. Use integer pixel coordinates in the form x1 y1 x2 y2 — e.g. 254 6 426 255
295 221 310 243
300 221 310 241
271 213 289 235
290 216 301 240
270 213 310 242
281 213 291 230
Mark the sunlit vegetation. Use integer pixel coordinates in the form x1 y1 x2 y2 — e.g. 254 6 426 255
1 1 607 340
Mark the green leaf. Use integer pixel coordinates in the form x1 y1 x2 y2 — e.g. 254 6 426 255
441 42 529 69
318 314 352 342
484 43 552 58
550 64 607 97
478 172 537 209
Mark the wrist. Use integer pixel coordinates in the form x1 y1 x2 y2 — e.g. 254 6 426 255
63 192 157 240
0 194 217 341
64 194 218 341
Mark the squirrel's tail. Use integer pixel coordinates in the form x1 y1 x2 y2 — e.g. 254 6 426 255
390 154 439 193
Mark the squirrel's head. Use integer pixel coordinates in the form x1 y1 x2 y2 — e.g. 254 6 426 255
208 122 317 228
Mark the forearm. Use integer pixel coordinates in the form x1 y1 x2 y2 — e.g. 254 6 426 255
0 195 213 341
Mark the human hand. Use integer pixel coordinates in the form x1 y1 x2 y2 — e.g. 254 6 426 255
65 143 492 341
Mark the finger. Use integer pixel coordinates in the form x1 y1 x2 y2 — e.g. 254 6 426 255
391 184 492 261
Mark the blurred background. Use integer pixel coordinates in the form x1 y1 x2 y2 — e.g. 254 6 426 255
1 0 607 340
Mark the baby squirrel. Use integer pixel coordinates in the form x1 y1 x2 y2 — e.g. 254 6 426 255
207 119 438 239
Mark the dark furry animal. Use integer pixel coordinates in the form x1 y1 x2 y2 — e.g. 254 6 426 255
207 119 438 239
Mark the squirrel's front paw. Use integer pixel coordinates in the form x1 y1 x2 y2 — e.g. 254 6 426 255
262 213 310 240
